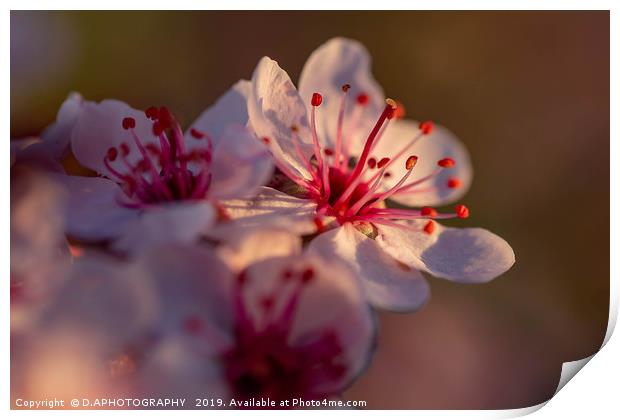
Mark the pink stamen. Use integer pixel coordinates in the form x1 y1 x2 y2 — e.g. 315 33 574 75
345 159 391 216
364 155 418 207
346 99 397 186
310 93 327 179
102 106 218 207
333 84 350 168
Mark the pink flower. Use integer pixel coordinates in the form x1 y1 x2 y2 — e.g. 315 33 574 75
22 238 375 402
58 82 273 253
217 38 515 311
11 170 70 332
137 242 375 402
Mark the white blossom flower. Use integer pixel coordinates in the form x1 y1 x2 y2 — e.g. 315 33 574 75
217 38 515 312
57 82 273 253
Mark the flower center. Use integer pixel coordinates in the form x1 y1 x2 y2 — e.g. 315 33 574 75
221 266 346 401
265 85 470 234
103 106 213 208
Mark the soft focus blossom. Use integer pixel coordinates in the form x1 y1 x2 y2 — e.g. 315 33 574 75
10 168 70 332
137 244 376 403
14 241 375 405
217 38 515 311
12 253 156 404
59 82 273 253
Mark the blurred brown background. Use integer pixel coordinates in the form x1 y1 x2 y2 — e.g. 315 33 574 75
10 11 610 409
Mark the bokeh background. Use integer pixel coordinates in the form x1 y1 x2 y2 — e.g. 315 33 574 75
10 11 610 409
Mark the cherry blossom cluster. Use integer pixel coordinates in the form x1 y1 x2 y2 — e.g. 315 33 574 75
11 38 514 407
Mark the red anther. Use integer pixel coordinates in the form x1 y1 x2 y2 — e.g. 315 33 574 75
301 267 315 283
455 204 470 219
419 120 434 135
261 136 271 145
158 106 174 128
421 207 438 217
146 143 158 153
311 92 323 107
122 117 136 130
106 147 118 161
137 159 151 172
438 157 456 168
447 177 462 189
367 158 377 169
341 84 351 92
313 216 325 233
377 157 390 169
324 148 334 156
423 220 436 234
190 128 205 139
152 121 164 136
120 143 130 156
385 98 398 120
406 155 418 170
356 93 369 105
183 316 204 335
394 101 406 119
145 106 159 120
282 269 294 281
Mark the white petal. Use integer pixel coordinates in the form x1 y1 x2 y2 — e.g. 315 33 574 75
248 57 315 179
308 223 430 312
41 92 86 159
138 244 235 350
210 186 318 239
113 201 216 255
186 80 251 144
242 253 375 394
217 227 302 272
58 175 139 240
137 334 230 399
375 220 515 283
71 99 155 178
208 124 273 200
298 37 385 155
372 119 473 207
39 255 157 350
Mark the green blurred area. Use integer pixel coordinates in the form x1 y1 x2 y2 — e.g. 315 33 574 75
10 11 609 409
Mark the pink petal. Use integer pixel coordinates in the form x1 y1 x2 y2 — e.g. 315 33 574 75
298 37 385 155
308 223 430 312
242 253 375 394
248 57 315 180
186 80 251 144
209 124 273 200
71 99 154 177
41 92 86 159
112 201 216 255
58 175 139 240
217 227 302 272
375 220 515 283
210 186 318 239
372 120 473 207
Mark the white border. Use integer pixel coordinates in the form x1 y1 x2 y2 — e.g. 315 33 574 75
3 3 616 419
